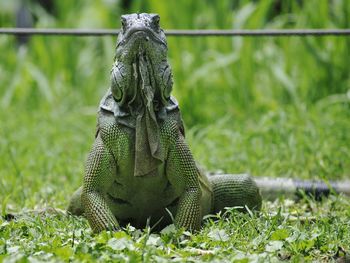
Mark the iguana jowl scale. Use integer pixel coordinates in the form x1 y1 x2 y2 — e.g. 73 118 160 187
67 13 262 232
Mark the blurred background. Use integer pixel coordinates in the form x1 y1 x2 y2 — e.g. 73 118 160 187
0 0 349 208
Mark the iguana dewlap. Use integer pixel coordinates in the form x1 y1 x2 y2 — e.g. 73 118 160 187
67 13 262 233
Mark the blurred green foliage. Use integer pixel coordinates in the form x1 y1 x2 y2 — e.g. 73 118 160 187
0 0 349 122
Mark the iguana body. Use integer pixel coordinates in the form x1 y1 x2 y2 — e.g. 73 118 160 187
67 13 262 232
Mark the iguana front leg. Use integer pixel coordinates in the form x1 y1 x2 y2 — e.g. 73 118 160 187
81 133 119 233
167 125 202 231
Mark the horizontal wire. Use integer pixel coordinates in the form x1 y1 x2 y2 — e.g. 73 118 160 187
0 28 350 37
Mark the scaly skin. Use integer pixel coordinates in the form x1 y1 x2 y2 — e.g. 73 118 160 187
67 13 261 232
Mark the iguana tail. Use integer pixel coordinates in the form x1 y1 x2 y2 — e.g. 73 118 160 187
207 174 262 213
254 177 350 201
207 174 350 214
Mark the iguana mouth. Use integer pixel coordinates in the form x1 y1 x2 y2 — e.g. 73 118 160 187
119 26 166 47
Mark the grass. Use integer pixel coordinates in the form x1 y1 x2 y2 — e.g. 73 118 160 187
0 0 350 262
1 197 349 262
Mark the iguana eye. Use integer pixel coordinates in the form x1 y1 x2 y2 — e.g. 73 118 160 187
151 15 160 29
121 17 127 31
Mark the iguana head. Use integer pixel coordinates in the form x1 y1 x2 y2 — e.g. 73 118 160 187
115 13 167 63
110 13 174 176
111 13 172 111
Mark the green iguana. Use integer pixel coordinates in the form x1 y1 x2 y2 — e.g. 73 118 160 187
67 13 350 233
67 13 262 233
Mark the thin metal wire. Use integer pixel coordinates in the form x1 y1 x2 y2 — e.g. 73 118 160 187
0 28 350 37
